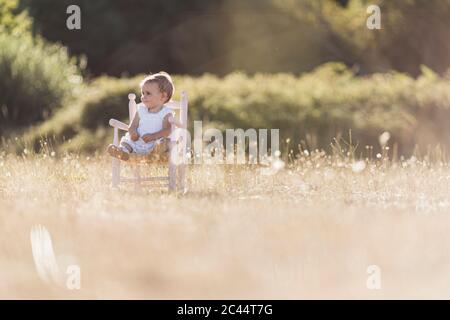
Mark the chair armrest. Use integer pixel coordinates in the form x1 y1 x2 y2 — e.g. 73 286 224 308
109 119 129 131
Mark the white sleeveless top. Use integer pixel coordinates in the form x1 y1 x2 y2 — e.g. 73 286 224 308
136 104 174 136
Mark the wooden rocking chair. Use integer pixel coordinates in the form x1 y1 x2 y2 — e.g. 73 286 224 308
108 91 188 192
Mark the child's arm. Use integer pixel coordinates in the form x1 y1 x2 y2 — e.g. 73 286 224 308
128 112 140 141
141 113 172 143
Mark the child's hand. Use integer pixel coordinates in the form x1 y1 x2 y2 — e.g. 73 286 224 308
141 134 155 143
130 130 139 141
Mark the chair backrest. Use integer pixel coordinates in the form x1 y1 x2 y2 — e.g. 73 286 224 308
127 91 188 129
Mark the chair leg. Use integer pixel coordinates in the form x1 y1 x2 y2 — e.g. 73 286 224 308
112 158 120 188
178 163 186 193
176 134 187 193
169 161 176 192
134 164 141 192
112 127 121 188
168 138 177 192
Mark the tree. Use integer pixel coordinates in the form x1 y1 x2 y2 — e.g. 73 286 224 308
273 0 450 76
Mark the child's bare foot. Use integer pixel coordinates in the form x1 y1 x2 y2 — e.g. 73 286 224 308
107 144 130 161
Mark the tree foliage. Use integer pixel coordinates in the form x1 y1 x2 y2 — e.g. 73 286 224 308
20 0 450 76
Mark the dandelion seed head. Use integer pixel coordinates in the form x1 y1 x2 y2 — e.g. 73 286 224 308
272 159 285 171
379 131 391 147
351 160 366 173
376 153 382 159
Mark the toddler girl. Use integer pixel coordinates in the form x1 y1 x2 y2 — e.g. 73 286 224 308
107 72 175 161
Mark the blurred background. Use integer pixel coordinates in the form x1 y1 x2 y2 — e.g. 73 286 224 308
2 0 450 158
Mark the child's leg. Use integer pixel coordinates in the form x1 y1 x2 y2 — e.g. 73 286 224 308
107 144 130 161
120 141 133 153
119 134 136 153
106 133 135 161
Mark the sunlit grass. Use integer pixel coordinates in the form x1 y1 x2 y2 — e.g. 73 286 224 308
1 147 450 299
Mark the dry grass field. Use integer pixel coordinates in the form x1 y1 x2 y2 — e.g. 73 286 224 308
1 149 450 299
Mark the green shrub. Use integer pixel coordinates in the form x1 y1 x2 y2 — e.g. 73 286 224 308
21 63 450 158
79 77 139 130
0 32 82 130
0 0 32 36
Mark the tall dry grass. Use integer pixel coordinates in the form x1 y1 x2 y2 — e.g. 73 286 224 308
1 148 450 299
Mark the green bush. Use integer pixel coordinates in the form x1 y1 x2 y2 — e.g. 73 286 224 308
79 77 139 130
19 76 137 154
0 32 82 130
0 0 32 36
21 63 450 158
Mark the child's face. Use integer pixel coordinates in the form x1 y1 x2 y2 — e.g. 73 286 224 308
141 82 167 109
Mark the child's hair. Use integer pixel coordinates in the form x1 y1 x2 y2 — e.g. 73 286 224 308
140 71 174 103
